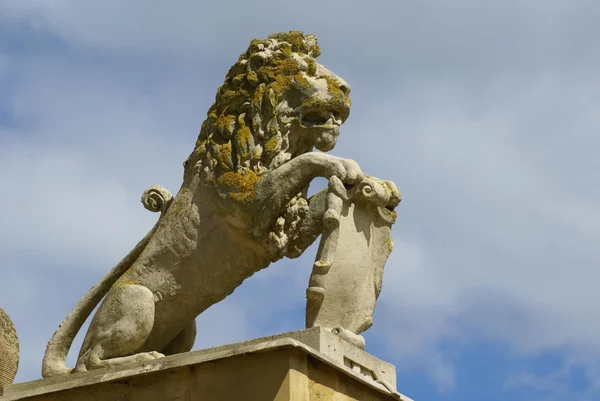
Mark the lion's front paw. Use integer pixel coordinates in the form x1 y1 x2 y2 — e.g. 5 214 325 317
135 351 165 362
325 157 363 185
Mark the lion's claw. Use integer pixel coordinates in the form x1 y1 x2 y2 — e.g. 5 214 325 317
327 157 363 186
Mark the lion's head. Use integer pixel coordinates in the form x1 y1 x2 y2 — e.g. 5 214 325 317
184 31 351 184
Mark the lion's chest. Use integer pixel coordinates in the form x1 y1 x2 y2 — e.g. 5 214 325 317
125 199 273 315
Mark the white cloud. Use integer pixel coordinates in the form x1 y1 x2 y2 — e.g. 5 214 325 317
2 0 598 76
360 70 600 392
504 356 600 401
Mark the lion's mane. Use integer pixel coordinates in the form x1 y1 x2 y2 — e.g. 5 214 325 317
182 31 350 255
183 31 348 184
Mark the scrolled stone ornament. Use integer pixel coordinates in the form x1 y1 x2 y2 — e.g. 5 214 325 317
141 185 174 216
0 308 18 395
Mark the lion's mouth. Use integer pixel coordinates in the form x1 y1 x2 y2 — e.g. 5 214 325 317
301 110 343 128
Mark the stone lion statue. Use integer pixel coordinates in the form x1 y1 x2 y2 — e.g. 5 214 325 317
39 31 389 377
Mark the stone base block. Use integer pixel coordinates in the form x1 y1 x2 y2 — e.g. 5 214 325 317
2 328 413 401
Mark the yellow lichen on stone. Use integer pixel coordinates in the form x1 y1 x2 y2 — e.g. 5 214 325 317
236 125 252 143
254 50 317 98
260 62 299 95
284 32 306 53
247 71 259 85
217 170 259 202
251 84 265 109
221 89 238 103
217 142 233 170
214 114 235 137
299 97 328 111
265 135 280 153
324 76 345 97
384 238 394 254
306 58 317 75
236 120 253 158
269 31 320 56
195 139 208 154
294 73 315 92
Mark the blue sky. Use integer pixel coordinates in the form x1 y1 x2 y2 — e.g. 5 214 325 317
1 1 599 400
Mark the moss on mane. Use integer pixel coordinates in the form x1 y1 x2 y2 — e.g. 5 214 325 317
183 31 324 184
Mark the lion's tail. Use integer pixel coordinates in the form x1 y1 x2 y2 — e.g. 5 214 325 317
41 185 173 378
41 224 157 377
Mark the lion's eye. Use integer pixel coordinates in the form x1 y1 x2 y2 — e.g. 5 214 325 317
283 87 303 109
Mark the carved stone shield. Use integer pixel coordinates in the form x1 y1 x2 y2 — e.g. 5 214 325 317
0 307 18 394
306 176 400 349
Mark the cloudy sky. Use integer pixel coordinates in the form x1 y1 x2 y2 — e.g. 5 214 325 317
1 1 599 400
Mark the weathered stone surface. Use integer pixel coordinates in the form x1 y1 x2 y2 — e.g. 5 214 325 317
307 176 400 349
40 30 400 378
6 332 413 401
0 308 18 395
186 327 398 389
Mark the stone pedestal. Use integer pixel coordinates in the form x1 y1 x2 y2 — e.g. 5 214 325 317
2 328 413 401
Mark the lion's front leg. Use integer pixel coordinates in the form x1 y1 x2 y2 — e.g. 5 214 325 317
252 152 363 235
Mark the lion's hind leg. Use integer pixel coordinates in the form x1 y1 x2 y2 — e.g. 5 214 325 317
161 320 196 356
74 284 164 372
